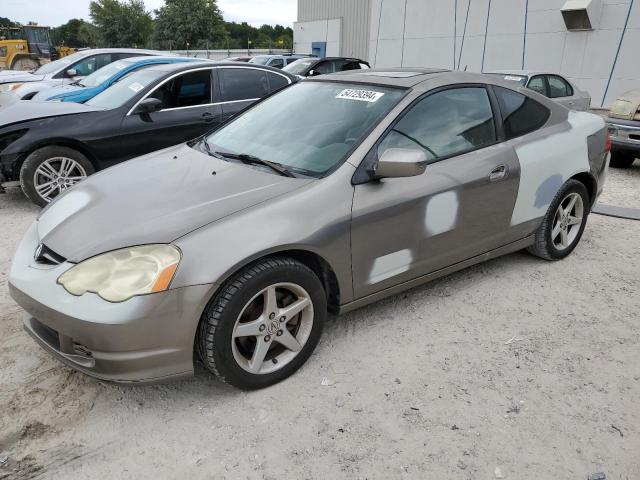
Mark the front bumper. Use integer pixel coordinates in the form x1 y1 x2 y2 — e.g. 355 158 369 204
606 117 640 153
8 222 216 384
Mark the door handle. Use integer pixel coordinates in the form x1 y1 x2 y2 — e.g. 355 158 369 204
201 112 214 123
488 165 508 182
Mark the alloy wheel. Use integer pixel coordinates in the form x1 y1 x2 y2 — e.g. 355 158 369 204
33 157 88 203
231 282 314 375
551 192 584 250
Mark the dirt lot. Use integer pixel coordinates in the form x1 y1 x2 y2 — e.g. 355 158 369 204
1 164 639 480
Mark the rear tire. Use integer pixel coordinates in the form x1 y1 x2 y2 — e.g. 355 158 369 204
11 57 39 71
20 146 95 207
198 257 327 390
610 151 636 168
527 179 589 261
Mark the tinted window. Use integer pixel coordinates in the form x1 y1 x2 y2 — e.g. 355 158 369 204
378 87 496 161
494 86 550 139
527 76 547 96
269 58 284 69
85 69 165 109
219 68 269 102
314 61 334 75
267 72 289 92
547 75 572 98
338 60 362 71
72 53 113 76
150 70 212 109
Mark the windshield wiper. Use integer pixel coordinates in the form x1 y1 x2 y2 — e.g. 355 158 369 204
214 150 296 178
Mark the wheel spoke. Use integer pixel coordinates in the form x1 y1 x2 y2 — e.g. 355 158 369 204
233 318 265 338
274 329 302 352
36 183 57 200
552 222 562 240
567 215 582 226
66 176 85 182
248 338 271 373
565 195 577 214
35 180 55 193
560 228 569 247
37 161 58 179
279 297 310 321
264 286 278 316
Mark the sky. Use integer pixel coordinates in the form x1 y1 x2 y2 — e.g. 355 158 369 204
2 0 297 28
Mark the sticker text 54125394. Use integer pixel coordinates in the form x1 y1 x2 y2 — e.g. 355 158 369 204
336 89 384 103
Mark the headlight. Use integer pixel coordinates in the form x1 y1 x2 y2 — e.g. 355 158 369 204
0 83 24 93
58 244 181 302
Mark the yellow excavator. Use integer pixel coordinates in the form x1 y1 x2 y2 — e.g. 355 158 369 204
0 25 75 71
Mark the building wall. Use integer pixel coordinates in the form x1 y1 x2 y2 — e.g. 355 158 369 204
295 0 372 58
366 0 639 107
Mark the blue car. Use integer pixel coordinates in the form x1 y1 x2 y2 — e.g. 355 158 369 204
31 56 201 103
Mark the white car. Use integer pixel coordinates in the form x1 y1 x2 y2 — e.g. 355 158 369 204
486 70 591 111
0 48 166 109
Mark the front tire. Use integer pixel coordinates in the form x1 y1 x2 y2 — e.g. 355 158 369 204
610 151 636 168
527 179 589 260
20 146 95 207
198 257 327 390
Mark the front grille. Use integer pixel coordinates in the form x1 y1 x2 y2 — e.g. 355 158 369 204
34 243 65 265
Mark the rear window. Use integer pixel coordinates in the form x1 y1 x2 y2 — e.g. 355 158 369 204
494 86 550 139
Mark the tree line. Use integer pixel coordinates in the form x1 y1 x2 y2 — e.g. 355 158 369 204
3 0 293 51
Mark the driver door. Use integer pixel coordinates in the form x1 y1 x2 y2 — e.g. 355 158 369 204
350 86 520 298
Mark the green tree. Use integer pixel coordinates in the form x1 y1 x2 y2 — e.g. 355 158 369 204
89 0 153 47
51 19 97 47
154 0 226 50
0 17 20 28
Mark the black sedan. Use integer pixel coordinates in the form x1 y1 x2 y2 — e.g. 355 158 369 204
0 62 296 206
283 57 370 78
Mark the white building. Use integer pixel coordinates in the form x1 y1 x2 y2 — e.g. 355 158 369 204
294 0 639 108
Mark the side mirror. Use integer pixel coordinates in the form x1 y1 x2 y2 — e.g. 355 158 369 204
65 68 78 77
132 98 162 115
375 148 428 178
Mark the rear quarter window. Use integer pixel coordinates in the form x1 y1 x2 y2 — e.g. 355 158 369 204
494 86 550 140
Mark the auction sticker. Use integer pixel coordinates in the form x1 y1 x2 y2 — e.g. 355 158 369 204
128 82 144 92
336 89 384 102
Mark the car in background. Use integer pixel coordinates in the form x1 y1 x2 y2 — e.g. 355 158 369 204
606 89 640 168
8 69 609 389
283 57 370 78
0 48 166 108
221 56 252 62
0 62 295 206
249 53 315 69
486 70 590 111
31 56 201 103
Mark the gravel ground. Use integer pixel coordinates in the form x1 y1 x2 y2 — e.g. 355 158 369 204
0 163 639 480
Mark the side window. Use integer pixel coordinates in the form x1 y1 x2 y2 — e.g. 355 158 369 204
269 58 284 69
149 70 212 109
267 72 289 92
378 87 496 162
527 76 547 96
337 60 361 72
72 53 113 76
494 86 550 139
547 75 572 98
285 58 299 65
314 61 334 75
219 68 269 102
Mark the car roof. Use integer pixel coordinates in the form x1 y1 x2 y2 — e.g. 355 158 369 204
117 55 194 65
74 48 168 57
138 61 298 79
485 69 555 77
310 68 450 88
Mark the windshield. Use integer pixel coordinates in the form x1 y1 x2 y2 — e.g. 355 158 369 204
249 56 270 65
205 82 404 176
282 59 316 75
33 51 85 75
79 60 130 88
487 73 528 86
85 69 164 109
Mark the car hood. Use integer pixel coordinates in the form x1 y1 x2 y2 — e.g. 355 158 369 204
0 100 104 127
0 71 45 83
609 89 640 120
37 144 313 262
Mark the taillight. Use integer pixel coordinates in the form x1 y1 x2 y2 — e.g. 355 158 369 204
605 132 612 152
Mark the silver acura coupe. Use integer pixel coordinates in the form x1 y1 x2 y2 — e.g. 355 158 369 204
9 69 610 389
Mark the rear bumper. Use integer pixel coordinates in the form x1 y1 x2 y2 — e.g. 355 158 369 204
606 118 640 153
8 222 216 384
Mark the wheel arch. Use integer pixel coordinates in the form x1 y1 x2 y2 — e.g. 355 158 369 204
20 138 100 172
570 171 597 207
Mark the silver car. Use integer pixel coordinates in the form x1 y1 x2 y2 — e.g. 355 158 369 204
9 69 609 389
0 48 166 108
486 70 591 111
